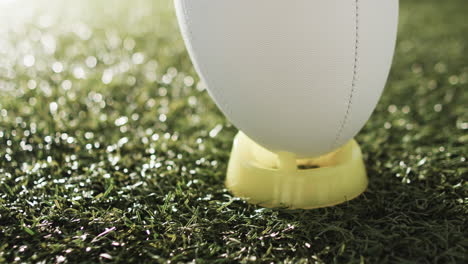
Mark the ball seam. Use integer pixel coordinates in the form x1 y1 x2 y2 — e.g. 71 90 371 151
333 0 360 149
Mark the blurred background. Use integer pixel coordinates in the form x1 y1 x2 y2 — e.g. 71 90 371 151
0 0 466 263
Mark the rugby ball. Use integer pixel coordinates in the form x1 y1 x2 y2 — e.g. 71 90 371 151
175 0 399 157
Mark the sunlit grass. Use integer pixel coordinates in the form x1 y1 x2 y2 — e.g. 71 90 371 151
0 0 467 263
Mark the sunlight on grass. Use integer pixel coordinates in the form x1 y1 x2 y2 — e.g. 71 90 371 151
0 0 466 263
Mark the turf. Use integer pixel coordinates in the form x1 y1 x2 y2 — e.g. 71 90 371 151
0 0 467 263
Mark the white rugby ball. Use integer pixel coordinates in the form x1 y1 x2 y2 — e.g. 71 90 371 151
175 0 399 157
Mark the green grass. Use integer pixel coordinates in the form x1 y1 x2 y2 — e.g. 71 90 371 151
0 0 467 263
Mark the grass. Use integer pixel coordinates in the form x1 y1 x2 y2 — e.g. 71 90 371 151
0 0 467 263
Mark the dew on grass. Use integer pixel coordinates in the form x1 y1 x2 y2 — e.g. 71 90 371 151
27 79 37 89
85 56 97 68
23 54 35 67
49 102 58 114
115 116 128 126
132 52 145 65
402 106 411 114
162 74 172 84
158 87 167 96
388 105 397 113
73 66 86 79
434 62 447 73
448 75 459 85
123 38 136 51
101 69 113 84
61 79 72 90
209 124 223 138
184 76 195 87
